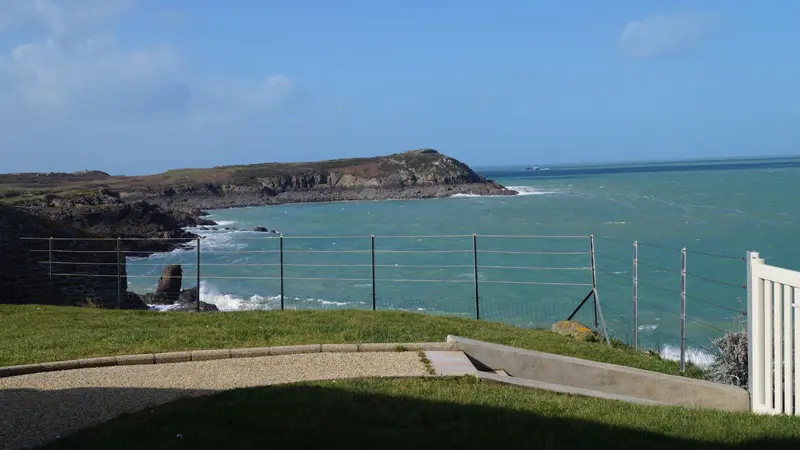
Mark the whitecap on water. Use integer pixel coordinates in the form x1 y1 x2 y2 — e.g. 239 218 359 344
451 186 560 198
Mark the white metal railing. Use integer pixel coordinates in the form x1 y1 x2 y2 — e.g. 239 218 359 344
747 251 799 415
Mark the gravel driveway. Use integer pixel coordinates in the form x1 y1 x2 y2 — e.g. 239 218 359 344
0 352 428 450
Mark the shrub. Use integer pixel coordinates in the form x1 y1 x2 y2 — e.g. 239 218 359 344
707 330 748 387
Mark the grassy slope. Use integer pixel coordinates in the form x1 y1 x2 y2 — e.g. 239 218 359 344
41 377 799 450
0 306 702 377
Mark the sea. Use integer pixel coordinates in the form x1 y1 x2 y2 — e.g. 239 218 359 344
126 157 800 367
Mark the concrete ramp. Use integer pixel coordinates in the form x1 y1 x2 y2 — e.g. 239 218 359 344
445 335 750 412
424 351 478 376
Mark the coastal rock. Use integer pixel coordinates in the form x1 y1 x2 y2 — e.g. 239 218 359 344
177 286 200 303
0 204 141 309
143 287 219 312
11 189 199 254
155 265 182 303
253 226 269 232
552 320 600 342
169 300 220 312
123 291 149 310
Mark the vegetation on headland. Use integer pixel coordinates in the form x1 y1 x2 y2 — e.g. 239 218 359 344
0 307 701 378
41 377 800 450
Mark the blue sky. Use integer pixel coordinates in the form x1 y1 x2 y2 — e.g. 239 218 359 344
1 0 798 174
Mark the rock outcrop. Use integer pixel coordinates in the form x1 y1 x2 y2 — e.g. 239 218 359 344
155 264 183 302
12 189 199 255
124 149 517 211
0 204 146 309
551 320 600 342
140 268 218 312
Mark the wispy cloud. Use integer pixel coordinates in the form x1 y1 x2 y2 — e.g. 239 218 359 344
0 0 295 171
619 12 719 59
0 0 132 37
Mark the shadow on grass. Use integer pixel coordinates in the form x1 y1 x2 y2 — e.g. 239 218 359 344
0 378 796 450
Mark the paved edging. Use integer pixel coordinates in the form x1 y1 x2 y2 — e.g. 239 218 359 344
0 342 454 378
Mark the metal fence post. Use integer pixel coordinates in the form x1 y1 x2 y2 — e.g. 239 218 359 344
473 233 480 320
48 237 54 303
371 235 376 311
633 240 639 350
280 235 284 311
680 247 687 372
196 238 201 312
590 235 598 329
116 237 122 309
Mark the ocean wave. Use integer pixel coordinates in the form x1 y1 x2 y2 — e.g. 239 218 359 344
659 344 715 369
451 186 559 198
509 186 560 196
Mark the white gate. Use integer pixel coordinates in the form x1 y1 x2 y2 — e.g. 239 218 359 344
747 251 799 415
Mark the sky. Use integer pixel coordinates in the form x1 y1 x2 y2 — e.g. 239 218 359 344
1 0 799 175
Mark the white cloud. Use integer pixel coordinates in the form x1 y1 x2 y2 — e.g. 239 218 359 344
0 0 295 172
619 12 718 58
0 0 131 37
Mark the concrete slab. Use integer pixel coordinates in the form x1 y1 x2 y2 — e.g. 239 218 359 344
424 351 478 376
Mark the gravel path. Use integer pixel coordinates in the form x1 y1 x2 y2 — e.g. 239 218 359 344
0 352 428 450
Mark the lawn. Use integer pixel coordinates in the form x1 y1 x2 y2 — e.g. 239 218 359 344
39 377 799 450
0 306 702 376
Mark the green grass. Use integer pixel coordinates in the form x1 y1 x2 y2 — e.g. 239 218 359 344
0 306 702 377
39 377 799 450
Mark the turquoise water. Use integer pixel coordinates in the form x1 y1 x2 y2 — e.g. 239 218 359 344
127 158 800 364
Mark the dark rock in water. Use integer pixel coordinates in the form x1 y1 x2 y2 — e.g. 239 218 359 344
155 265 182 302
178 286 199 303
253 226 268 232
143 287 218 312
123 291 149 310
141 292 171 305
197 218 217 226
170 301 219 312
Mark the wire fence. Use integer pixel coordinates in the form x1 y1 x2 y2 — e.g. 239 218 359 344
592 236 748 369
20 234 598 324
17 233 749 370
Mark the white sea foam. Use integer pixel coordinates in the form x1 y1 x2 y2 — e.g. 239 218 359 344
148 304 183 312
659 344 715 369
637 324 658 332
509 186 560 196
451 186 559 198
146 281 356 311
